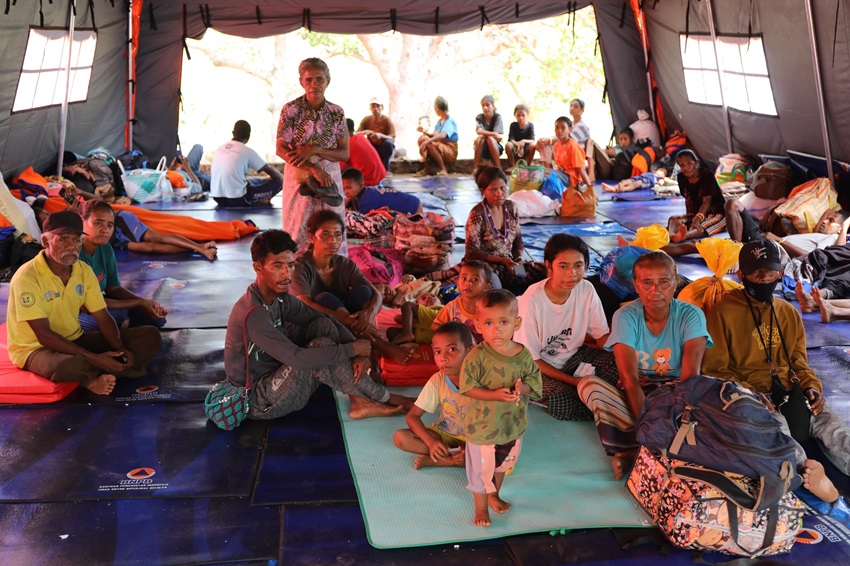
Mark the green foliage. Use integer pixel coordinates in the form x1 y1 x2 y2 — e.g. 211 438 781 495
298 29 366 58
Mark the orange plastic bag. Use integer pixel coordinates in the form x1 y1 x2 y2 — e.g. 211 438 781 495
630 224 670 251
678 238 743 314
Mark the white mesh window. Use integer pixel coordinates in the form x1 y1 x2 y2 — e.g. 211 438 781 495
679 34 777 116
13 29 97 112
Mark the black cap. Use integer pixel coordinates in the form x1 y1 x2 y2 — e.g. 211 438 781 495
43 210 85 235
739 240 781 276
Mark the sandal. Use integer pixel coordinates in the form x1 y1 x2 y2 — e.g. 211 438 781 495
298 177 343 207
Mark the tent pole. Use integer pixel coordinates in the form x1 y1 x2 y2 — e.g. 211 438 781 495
128 0 134 151
804 0 834 181
57 0 77 176
704 0 733 154
637 5 654 118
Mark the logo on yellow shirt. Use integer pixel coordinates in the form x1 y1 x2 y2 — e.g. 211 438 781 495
76 284 84 296
19 292 35 308
42 290 60 302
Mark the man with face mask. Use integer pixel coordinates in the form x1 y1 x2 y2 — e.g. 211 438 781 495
703 241 850 493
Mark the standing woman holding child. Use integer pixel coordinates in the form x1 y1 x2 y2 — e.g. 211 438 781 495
472 95 504 172
464 167 546 294
276 57 349 252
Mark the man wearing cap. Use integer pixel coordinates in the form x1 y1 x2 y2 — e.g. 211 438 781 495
357 97 396 171
703 240 850 487
211 119 283 208
6 210 161 396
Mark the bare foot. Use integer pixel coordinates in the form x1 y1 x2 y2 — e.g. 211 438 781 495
84 373 117 395
199 244 217 261
474 509 491 527
602 183 618 193
390 331 416 346
488 494 512 514
384 342 417 364
812 287 834 323
617 235 630 247
803 459 839 503
670 223 687 243
726 262 739 275
436 170 449 177
612 449 639 480
387 394 417 411
348 395 405 419
414 450 465 469
795 281 817 313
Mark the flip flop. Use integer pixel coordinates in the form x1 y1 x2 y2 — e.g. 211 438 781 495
298 177 343 207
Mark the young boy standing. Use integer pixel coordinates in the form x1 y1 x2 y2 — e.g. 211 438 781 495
461 289 543 527
392 322 474 469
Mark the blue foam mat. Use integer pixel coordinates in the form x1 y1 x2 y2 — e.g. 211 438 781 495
281 504 511 565
119 259 255 281
123 277 250 329
0 498 281 565
251 386 356 505
801 313 850 348
0 403 260 501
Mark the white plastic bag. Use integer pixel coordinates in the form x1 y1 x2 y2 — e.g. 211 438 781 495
508 190 559 217
121 157 171 203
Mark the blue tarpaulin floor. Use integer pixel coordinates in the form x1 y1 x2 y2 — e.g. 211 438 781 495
0 175 849 565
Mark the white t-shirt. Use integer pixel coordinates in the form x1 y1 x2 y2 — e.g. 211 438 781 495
783 233 838 255
515 278 609 369
414 371 468 438
210 140 267 198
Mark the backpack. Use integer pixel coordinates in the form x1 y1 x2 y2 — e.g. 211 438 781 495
750 161 794 200
636 374 801 510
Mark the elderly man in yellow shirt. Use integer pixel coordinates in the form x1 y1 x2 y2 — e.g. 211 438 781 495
6 210 161 395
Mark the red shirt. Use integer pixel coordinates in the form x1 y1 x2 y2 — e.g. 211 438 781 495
341 134 387 186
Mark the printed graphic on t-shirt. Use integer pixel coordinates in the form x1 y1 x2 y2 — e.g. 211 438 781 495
542 327 573 358
752 322 781 350
636 346 677 383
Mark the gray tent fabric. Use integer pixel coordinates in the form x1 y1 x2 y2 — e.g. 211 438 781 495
0 2 126 177
644 0 843 165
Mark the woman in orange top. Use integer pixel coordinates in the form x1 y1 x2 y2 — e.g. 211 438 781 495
536 116 591 189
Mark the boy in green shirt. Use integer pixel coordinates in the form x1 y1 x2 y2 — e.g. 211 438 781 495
461 289 542 526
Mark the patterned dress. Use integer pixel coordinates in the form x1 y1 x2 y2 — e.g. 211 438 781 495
277 95 348 252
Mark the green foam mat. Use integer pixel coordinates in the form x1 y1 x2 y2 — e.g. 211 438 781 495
334 387 651 549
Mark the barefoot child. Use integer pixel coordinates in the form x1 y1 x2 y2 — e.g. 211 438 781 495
461 289 542 526
386 293 443 346
392 322 473 469
431 261 492 344
341 167 422 215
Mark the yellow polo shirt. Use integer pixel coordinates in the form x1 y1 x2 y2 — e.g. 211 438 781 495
6 251 106 368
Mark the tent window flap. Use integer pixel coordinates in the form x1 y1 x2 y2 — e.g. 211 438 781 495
13 28 98 113
680 34 776 116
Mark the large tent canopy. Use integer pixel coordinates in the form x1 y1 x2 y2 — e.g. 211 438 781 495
0 0 846 189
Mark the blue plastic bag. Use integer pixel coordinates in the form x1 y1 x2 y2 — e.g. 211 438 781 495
540 171 566 201
599 246 652 300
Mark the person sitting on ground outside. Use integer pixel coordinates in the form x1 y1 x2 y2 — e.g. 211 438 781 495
340 118 386 187
211 119 283 208
432 261 492 344
473 95 504 172
342 167 422 216
357 96 396 171
224 229 414 420
666 149 726 243
586 127 640 182
461 289 543 527
416 96 458 177
578 251 712 479
290 210 415 365
568 98 591 147
505 104 536 170
6 210 161 396
78 200 168 332
535 116 592 190
386 293 443 347
515 234 619 421
393 321 473 469
460 167 547 294
702 240 850 504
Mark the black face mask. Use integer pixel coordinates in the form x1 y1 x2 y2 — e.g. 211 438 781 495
743 279 778 303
